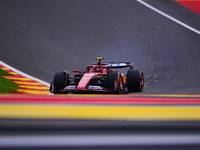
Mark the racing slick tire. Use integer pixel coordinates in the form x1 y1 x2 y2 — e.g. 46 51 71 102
107 71 123 94
53 72 69 92
127 69 144 92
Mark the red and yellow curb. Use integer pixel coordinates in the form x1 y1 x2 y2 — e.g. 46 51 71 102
176 0 200 15
0 94 200 120
0 64 49 95
1 104 200 120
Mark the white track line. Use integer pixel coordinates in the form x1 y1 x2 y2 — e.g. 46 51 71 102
0 135 200 147
137 0 200 35
0 60 50 87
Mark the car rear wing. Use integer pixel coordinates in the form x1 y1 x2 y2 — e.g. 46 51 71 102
93 62 133 68
93 58 133 68
106 62 133 68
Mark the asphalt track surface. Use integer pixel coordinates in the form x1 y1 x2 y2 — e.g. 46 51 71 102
0 0 200 149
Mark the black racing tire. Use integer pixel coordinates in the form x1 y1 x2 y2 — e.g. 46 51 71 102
127 69 144 92
53 72 68 92
107 71 118 89
107 71 122 93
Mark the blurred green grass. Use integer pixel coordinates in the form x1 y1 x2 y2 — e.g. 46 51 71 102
0 68 18 93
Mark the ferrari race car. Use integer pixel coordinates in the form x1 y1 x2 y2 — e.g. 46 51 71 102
50 57 144 94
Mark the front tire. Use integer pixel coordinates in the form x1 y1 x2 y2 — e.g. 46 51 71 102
127 69 144 92
53 72 68 92
107 71 122 94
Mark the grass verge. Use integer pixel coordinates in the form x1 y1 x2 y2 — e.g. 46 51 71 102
0 68 18 93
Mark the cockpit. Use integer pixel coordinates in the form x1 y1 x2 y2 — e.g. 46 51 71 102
94 66 102 72
86 65 106 73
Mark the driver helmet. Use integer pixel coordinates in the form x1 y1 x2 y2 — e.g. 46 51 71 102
95 67 101 72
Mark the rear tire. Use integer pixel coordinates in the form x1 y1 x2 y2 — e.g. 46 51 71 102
53 72 68 92
127 69 144 92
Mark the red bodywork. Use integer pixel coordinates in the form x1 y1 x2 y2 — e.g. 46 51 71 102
73 65 109 91
50 58 143 94
60 64 127 93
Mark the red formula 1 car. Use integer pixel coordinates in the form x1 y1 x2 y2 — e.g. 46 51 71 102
50 57 144 94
